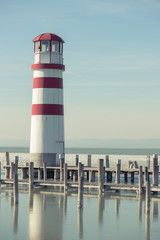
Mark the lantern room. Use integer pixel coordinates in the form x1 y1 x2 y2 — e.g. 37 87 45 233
33 33 64 64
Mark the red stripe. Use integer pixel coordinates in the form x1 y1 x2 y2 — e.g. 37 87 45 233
33 77 63 89
32 104 64 115
32 63 65 71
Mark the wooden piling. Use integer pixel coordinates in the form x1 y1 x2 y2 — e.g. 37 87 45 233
87 155 91 167
13 173 18 204
0 162 1 182
75 155 79 166
89 170 93 183
118 159 121 169
131 172 134 183
64 163 68 190
98 159 104 193
60 156 64 181
10 162 15 180
105 155 109 168
43 162 47 181
144 167 149 186
139 166 143 195
115 163 120 184
14 156 18 175
107 171 112 182
146 180 150 214
153 154 158 167
38 168 42 180
5 151 10 179
29 162 34 189
124 172 128 183
153 165 159 186
78 175 84 208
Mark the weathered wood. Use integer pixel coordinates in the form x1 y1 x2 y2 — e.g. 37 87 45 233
146 156 150 169
60 157 64 181
144 167 149 186
107 171 112 182
5 151 10 179
29 162 34 189
139 166 143 195
89 170 94 183
0 162 1 182
98 159 104 193
118 159 121 169
115 163 120 184
153 154 158 167
14 156 18 175
13 173 18 204
38 168 42 180
146 180 150 214
105 155 109 168
124 172 128 183
43 162 47 181
75 155 79 166
87 155 91 167
153 165 159 186
10 162 15 180
64 163 68 190
131 172 134 183
78 176 84 208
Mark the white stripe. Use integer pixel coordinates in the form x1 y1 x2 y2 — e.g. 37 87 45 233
32 88 63 105
33 69 62 78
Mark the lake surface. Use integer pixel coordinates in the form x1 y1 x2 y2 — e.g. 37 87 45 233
0 187 160 240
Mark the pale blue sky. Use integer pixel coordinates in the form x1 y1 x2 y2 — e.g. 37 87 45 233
0 0 160 145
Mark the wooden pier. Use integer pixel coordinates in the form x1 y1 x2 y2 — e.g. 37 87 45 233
1 152 160 210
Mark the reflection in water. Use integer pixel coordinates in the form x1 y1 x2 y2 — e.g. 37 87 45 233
13 204 18 233
145 213 150 240
29 189 33 211
152 201 158 219
98 194 104 225
115 199 120 218
77 208 83 239
138 195 142 222
29 192 63 240
63 192 67 216
10 192 14 207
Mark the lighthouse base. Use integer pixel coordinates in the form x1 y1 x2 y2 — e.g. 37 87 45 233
30 153 57 167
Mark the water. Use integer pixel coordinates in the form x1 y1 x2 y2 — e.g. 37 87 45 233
0 147 160 155
0 188 159 240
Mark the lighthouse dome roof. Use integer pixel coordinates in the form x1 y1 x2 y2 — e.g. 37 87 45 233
33 33 64 43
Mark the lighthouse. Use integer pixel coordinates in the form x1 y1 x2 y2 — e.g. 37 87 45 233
30 33 65 167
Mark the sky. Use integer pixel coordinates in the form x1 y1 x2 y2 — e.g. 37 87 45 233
0 0 160 146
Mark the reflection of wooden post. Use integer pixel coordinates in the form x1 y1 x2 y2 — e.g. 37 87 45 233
139 166 143 194
5 152 10 179
138 195 142 222
145 210 150 240
77 208 83 238
105 155 109 168
78 176 84 208
29 162 34 189
98 159 104 193
152 201 158 219
98 193 104 225
13 204 18 233
14 172 18 204
64 163 68 190
115 199 120 218
43 162 47 181
28 189 33 210
146 180 150 214
115 163 120 184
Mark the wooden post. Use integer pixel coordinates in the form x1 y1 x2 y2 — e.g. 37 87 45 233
43 162 47 181
153 154 158 167
124 172 128 183
118 159 121 169
10 162 15 180
89 170 94 183
5 151 10 179
146 156 150 169
78 175 84 208
14 156 18 175
29 162 34 189
153 165 159 186
13 172 18 204
78 162 82 180
144 167 149 186
139 166 143 195
75 155 79 166
115 163 120 184
105 155 109 168
87 155 91 167
64 163 68 190
38 168 42 180
146 180 150 214
98 159 104 193
107 171 112 182
0 162 1 183
131 172 134 183
103 166 105 183
60 156 64 181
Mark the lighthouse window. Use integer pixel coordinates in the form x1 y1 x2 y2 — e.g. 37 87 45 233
60 42 63 53
41 41 49 52
35 41 40 52
52 41 59 52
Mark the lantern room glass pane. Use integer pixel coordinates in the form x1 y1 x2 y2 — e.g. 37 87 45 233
35 41 40 52
52 41 59 52
41 41 49 52
60 42 63 53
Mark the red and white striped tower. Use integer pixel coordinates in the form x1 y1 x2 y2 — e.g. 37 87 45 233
30 33 65 167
